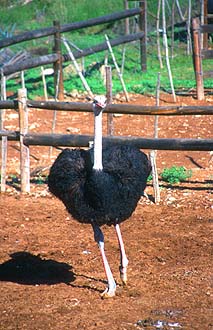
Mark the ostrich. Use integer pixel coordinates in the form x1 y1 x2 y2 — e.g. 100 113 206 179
48 96 151 298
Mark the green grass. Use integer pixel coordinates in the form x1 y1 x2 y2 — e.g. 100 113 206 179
6 38 213 99
6 37 205 99
2 0 212 99
4 49 200 99
1 0 124 31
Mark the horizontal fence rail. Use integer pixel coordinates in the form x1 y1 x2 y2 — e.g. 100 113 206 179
2 32 144 76
0 130 19 139
24 134 213 151
0 131 212 151
200 24 213 33
27 102 213 116
1 100 213 115
0 8 141 49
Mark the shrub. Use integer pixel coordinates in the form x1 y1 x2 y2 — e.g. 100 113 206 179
160 166 192 184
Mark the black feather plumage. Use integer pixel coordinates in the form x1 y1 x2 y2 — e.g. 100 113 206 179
48 145 151 227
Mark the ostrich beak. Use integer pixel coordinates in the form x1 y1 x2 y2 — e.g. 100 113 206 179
93 96 107 110
96 102 105 109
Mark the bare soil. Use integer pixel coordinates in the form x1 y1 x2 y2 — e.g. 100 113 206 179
0 93 212 330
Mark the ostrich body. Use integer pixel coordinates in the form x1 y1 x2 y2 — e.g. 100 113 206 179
48 96 151 297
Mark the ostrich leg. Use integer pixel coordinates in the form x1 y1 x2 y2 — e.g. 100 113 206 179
92 223 116 298
115 224 129 285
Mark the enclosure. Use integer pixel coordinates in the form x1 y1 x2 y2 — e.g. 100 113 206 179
0 93 212 330
0 1 213 329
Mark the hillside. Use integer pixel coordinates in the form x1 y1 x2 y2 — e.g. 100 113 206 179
0 0 210 98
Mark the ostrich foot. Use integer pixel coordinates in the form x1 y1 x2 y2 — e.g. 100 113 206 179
119 266 128 286
101 286 116 299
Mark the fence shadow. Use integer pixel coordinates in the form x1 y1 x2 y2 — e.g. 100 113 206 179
6 175 48 191
0 251 75 285
158 179 213 191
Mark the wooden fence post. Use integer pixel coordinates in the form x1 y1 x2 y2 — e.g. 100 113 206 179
124 0 130 35
192 17 204 100
156 0 163 68
0 71 7 192
139 0 147 72
18 88 30 193
41 66 48 100
203 0 208 49
150 151 160 203
105 66 114 136
186 0 192 55
53 20 64 101
150 72 161 204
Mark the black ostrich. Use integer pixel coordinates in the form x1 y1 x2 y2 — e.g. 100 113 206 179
48 96 151 298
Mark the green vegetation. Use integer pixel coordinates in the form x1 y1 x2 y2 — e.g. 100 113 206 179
147 174 153 182
31 174 47 185
1 0 212 99
160 166 192 184
0 0 124 31
1 173 48 188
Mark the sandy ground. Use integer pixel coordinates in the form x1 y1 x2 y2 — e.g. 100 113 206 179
0 93 212 330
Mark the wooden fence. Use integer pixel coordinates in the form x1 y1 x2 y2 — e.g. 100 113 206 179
0 88 213 192
0 5 147 100
192 17 213 100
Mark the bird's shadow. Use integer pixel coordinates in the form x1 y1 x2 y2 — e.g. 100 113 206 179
0 251 106 293
0 251 75 285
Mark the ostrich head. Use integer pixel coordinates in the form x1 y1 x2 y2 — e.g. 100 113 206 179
93 95 107 116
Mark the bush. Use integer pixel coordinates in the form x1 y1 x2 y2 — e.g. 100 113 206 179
160 166 192 184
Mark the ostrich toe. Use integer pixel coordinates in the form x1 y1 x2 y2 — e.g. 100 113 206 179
101 286 116 299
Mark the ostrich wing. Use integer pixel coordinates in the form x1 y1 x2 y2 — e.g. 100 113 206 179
48 148 97 223
48 148 90 199
102 145 151 194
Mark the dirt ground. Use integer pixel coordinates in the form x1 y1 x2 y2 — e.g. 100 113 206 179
0 93 212 330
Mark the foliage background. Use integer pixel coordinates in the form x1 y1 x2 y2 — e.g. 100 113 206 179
0 0 212 98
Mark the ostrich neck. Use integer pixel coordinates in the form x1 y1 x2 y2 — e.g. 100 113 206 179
93 111 103 170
